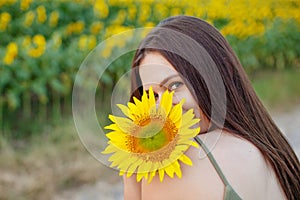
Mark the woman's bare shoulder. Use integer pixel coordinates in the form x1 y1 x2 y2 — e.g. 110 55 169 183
198 129 267 176
211 130 264 161
198 129 285 199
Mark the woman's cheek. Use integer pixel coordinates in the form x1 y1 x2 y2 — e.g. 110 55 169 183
172 92 182 105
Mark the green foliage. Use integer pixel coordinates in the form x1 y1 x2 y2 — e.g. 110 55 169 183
251 69 300 110
228 18 300 74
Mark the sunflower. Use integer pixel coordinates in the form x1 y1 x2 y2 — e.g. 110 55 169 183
102 87 200 183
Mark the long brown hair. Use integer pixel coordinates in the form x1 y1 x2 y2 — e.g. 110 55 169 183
130 16 300 200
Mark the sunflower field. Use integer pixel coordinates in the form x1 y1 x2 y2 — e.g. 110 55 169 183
0 0 299 137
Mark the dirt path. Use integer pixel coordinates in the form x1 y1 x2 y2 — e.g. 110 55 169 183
53 180 123 200
54 107 300 200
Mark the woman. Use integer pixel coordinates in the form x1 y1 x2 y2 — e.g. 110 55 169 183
125 16 300 199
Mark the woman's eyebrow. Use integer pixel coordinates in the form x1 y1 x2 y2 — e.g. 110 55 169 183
159 74 179 87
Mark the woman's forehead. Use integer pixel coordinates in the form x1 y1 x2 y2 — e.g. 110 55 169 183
139 52 179 85
139 67 179 88
139 52 171 67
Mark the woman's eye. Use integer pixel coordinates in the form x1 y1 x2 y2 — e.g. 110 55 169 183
168 81 183 91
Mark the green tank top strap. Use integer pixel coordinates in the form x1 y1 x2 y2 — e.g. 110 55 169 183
194 136 243 200
224 185 242 200
194 136 230 186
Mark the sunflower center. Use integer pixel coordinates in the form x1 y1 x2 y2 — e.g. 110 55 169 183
126 118 178 154
139 125 168 151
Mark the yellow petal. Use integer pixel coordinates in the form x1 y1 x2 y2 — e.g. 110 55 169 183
172 161 182 178
119 170 125 176
118 156 139 172
164 163 175 178
160 90 173 115
117 104 135 120
126 172 133 178
169 150 182 161
181 109 194 124
168 103 182 125
191 141 199 148
133 96 147 115
109 151 129 166
127 157 144 176
106 132 127 149
148 87 155 107
106 130 125 140
139 161 152 174
127 102 142 118
136 173 143 182
108 115 137 133
179 154 193 166
178 127 200 137
141 90 149 111
158 167 165 182
148 170 157 183
137 172 148 182
102 142 118 154
174 145 188 152
176 139 196 148
162 158 173 168
149 162 159 173
104 123 121 131
181 118 200 130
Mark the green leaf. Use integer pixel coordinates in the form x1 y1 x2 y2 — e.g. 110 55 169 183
50 78 65 94
6 90 20 110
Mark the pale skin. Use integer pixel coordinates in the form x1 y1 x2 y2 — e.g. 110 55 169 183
124 52 286 200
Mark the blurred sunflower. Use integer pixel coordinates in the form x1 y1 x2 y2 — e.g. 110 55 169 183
102 87 200 183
